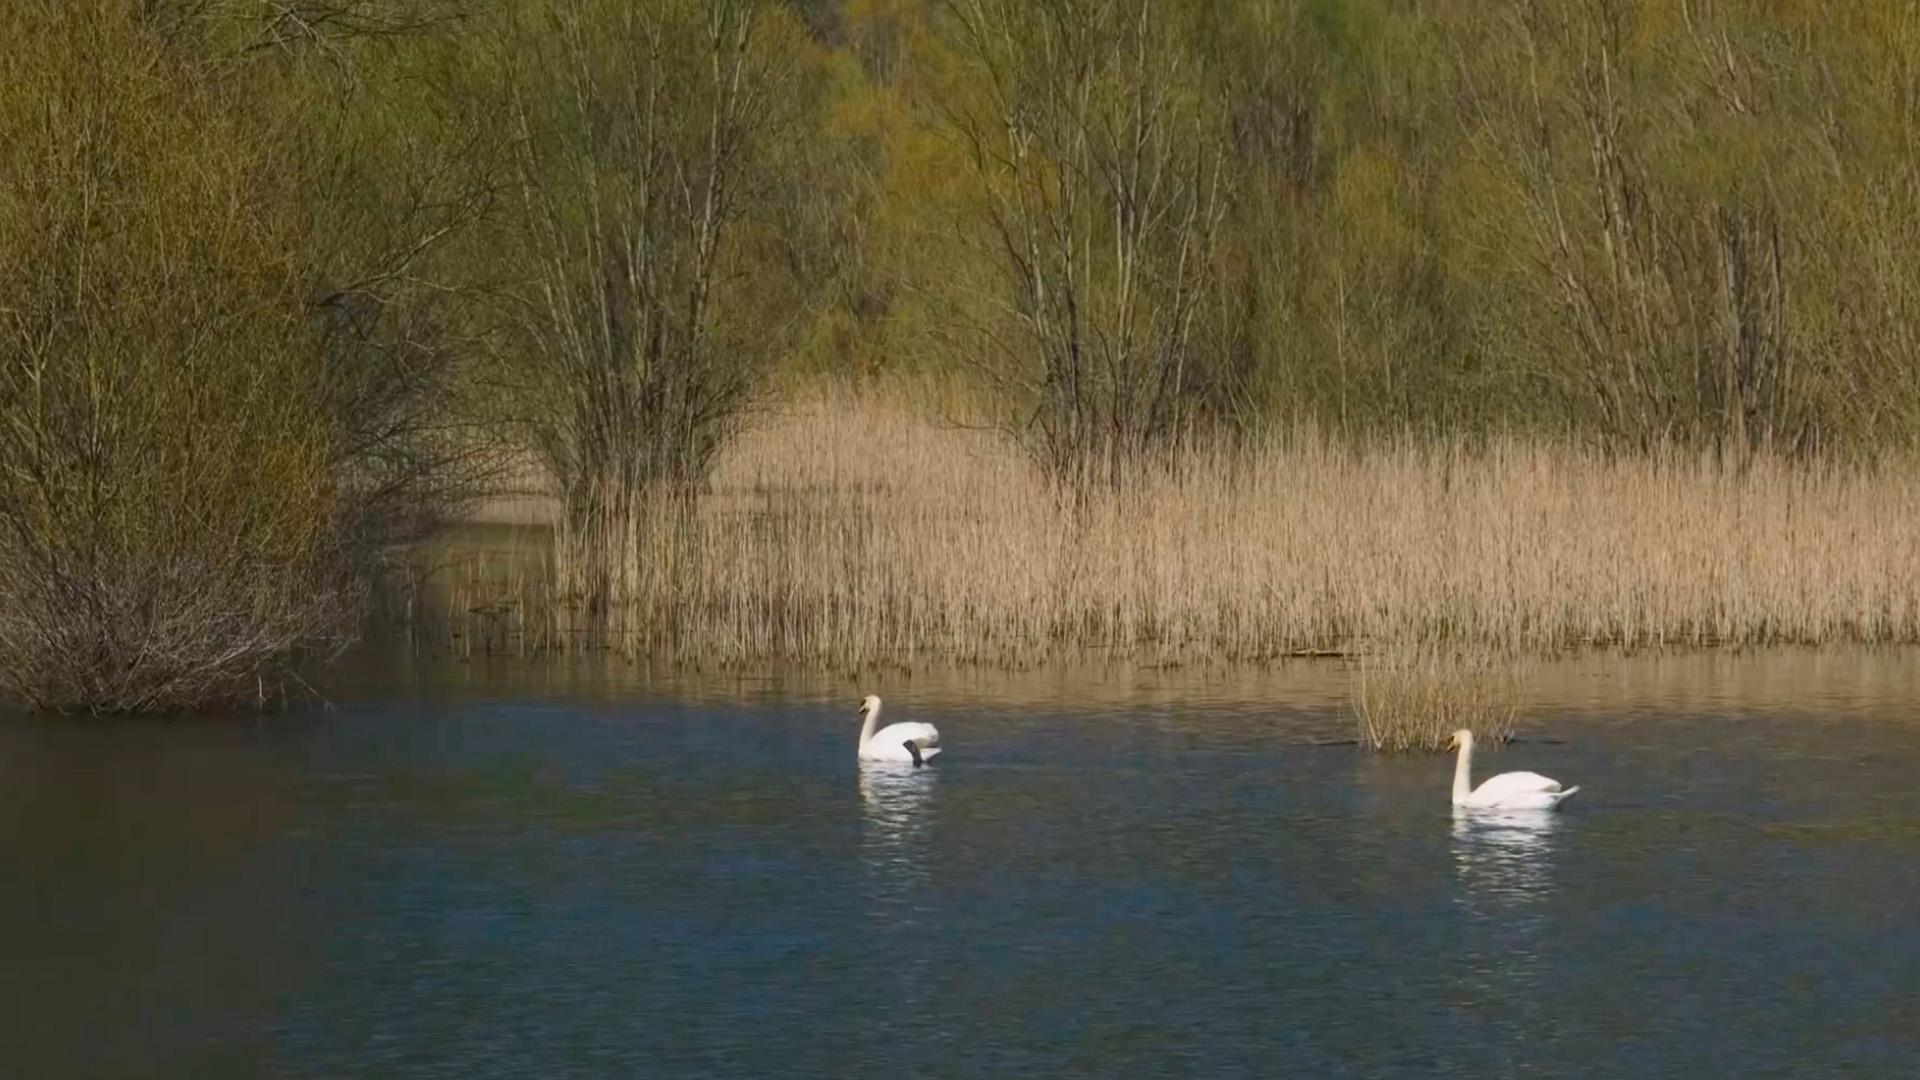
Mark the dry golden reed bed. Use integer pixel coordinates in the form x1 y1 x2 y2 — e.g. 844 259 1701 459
463 390 1920 666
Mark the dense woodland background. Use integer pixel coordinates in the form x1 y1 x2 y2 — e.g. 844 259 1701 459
5 0 1920 710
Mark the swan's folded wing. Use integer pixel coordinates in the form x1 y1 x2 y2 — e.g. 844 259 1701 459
1473 770 1562 801
872 721 940 749
1489 789 1570 811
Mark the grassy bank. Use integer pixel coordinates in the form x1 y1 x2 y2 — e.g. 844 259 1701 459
423 390 1920 666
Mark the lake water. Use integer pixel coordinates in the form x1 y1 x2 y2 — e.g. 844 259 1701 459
3 649 1919 1077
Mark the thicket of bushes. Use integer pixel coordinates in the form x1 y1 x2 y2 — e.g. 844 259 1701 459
0 2 476 710
7 0 1920 710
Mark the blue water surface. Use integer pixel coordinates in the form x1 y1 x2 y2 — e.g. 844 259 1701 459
2 653 1917 1078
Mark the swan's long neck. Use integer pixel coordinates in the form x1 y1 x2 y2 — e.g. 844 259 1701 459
858 703 880 747
1452 737 1474 803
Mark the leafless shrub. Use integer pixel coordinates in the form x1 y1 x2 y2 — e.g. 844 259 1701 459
494 1 822 553
934 0 1252 491
1354 644 1521 754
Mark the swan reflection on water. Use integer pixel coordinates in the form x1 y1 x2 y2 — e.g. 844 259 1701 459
858 762 938 901
852 762 942 1047
1450 807 1559 989
1450 807 1560 902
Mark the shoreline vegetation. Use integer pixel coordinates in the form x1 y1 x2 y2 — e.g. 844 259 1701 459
1354 644 1522 753
425 388 1920 663
7 2 1920 728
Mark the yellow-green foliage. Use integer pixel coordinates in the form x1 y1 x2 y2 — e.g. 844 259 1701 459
15 1 1920 703
0 2 469 711
814 0 1920 451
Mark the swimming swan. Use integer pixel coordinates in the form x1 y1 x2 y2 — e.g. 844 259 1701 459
1448 728 1578 810
857 694 941 767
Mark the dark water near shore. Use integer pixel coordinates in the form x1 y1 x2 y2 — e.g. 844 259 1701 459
3 650 1919 1077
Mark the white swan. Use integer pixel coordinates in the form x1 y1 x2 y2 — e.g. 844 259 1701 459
1448 728 1578 810
856 694 941 767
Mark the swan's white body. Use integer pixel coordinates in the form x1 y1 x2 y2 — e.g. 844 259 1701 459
857 694 941 766
1450 729 1578 810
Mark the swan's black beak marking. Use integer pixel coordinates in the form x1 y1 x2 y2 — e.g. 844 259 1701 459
904 740 924 768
